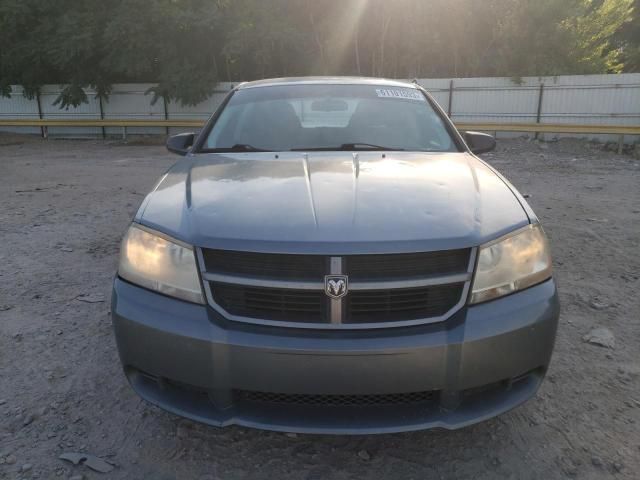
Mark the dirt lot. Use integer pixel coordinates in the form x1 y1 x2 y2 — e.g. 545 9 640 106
1 134 639 480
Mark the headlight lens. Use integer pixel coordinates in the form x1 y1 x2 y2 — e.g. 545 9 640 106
118 224 204 304
470 225 552 304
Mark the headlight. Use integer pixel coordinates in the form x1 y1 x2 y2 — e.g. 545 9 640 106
470 225 552 304
118 224 204 304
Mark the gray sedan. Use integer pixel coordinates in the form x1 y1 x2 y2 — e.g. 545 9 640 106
112 77 559 434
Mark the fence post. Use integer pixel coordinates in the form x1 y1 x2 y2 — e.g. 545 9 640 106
98 95 106 140
617 134 624 155
36 90 47 139
447 80 454 117
534 83 545 140
163 97 170 136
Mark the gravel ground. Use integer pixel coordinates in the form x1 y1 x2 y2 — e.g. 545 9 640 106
1 135 639 480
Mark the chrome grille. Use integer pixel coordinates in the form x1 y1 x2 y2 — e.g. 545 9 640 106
198 248 475 329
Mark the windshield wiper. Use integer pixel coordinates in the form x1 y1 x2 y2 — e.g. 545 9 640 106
202 144 271 153
340 143 402 151
291 143 402 152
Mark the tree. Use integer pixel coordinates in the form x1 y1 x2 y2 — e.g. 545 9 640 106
0 0 227 107
571 0 635 73
608 0 640 71
0 0 637 108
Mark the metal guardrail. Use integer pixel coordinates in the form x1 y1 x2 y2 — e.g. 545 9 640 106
0 119 638 152
1 118 639 133
0 119 203 128
454 122 640 135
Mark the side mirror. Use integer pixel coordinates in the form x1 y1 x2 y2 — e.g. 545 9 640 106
166 133 195 156
463 131 496 155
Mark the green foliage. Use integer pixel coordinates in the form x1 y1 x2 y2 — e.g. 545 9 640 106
571 0 635 72
52 85 88 110
0 0 637 108
609 0 640 71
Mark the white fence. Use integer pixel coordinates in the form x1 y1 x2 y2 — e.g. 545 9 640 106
1 74 639 142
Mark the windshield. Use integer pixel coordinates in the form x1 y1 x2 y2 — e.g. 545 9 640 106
202 84 458 152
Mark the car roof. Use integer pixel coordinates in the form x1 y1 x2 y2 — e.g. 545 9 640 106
236 77 420 90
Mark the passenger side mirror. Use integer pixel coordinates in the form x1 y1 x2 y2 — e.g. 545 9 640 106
166 133 195 156
463 131 496 155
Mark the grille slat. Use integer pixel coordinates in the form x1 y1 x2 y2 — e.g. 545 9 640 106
348 293 444 303
244 300 321 307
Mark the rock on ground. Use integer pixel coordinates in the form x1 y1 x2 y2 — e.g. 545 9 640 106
583 327 616 349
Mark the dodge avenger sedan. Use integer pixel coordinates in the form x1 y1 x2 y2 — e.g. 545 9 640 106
112 77 559 434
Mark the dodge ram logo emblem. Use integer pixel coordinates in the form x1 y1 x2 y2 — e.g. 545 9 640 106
325 275 348 299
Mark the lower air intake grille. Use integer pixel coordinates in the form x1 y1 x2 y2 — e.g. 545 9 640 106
235 389 438 407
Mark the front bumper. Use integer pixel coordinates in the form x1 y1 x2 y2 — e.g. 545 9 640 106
112 277 559 434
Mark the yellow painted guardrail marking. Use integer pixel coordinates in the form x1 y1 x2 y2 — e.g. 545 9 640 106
0 119 638 135
454 122 640 135
0 119 204 128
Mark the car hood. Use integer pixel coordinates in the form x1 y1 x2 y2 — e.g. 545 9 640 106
136 152 530 254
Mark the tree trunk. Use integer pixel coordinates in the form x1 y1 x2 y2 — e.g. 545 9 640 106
225 57 232 82
379 15 392 77
354 27 361 75
309 9 327 74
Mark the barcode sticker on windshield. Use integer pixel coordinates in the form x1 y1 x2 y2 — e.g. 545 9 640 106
375 88 425 101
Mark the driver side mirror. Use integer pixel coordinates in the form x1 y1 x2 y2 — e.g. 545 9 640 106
166 133 195 156
463 131 496 155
